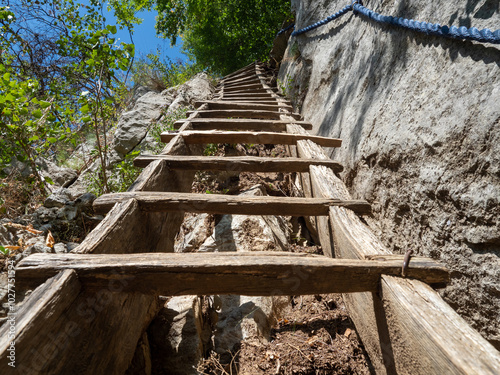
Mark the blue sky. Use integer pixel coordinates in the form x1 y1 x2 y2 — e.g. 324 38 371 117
83 1 187 62
111 7 187 62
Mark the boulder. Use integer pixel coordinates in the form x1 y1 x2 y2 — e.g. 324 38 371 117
113 91 170 156
44 188 75 208
148 296 209 375
198 185 290 252
167 73 214 112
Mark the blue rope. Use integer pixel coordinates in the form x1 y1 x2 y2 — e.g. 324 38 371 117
277 23 295 36
291 4 353 36
276 1 500 45
353 3 500 45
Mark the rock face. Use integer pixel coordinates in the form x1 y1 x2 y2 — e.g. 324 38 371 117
113 91 170 156
279 0 500 348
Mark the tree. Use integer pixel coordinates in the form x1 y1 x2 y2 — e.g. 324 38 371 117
154 0 292 75
0 0 137 193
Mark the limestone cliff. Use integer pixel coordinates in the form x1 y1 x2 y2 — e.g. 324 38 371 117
279 0 500 349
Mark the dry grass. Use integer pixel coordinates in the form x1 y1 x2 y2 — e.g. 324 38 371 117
0 172 45 219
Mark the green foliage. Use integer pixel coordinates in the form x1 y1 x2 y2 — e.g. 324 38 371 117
154 0 292 75
0 1 140 194
131 49 206 91
203 143 219 156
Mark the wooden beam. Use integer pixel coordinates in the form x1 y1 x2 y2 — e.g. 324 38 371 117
0 270 81 368
133 155 343 173
93 191 371 216
16 252 450 295
160 130 342 147
173 118 312 131
220 98 279 104
186 109 302 120
223 83 264 91
220 77 262 87
284 121 500 374
195 100 293 111
222 93 275 98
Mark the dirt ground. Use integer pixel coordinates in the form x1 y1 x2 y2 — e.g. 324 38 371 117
197 294 373 375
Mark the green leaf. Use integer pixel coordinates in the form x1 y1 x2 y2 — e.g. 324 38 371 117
0 245 8 256
106 25 117 34
33 109 42 118
2 72 10 81
39 100 51 109
81 104 90 114
29 135 40 142
47 137 57 143
82 116 92 123
44 177 54 185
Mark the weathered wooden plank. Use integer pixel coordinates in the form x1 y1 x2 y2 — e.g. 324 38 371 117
222 92 274 98
186 109 302 120
93 191 371 216
16 253 450 295
160 130 342 147
284 122 500 374
223 82 264 91
0 270 81 370
173 118 312 131
195 100 293 111
220 98 280 104
219 62 255 80
133 155 343 173
220 77 262 87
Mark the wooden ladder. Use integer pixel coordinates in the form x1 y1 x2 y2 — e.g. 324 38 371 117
1 62 499 375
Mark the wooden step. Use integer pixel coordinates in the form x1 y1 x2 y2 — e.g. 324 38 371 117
186 109 302 120
223 83 264 92
223 92 275 98
195 100 293 111
133 155 344 173
16 252 450 295
217 88 271 95
93 192 371 216
220 98 279 103
222 78 262 87
160 130 342 147
222 93 275 98
173 118 312 131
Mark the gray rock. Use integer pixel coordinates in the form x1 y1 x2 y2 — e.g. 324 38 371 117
53 242 67 253
44 188 74 208
148 296 207 375
198 185 290 252
36 158 78 188
34 207 58 223
168 73 214 112
279 0 500 347
113 91 170 156
66 242 80 252
57 205 78 221
74 192 96 209
0 225 15 246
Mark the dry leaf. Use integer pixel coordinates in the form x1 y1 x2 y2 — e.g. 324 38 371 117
26 224 43 235
3 245 21 251
46 231 55 248
344 328 352 338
